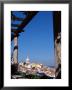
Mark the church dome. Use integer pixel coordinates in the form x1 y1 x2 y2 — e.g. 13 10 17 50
26 56 30 64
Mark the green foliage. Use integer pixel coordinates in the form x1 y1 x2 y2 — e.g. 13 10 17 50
12 71 53 79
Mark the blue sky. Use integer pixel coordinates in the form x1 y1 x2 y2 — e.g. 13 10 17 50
11 11 55 67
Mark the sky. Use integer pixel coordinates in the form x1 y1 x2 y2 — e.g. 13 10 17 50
11 11 55 67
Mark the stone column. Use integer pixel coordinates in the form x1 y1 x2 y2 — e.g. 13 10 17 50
55 33 61 66
13 36 18 64
55 33 61 78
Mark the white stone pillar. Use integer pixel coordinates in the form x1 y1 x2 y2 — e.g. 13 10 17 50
13 36 18 64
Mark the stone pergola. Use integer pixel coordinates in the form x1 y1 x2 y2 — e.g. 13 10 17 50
11 11 38 64
11 11 61 78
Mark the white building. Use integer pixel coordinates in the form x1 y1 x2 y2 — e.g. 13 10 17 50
19 61 24 66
